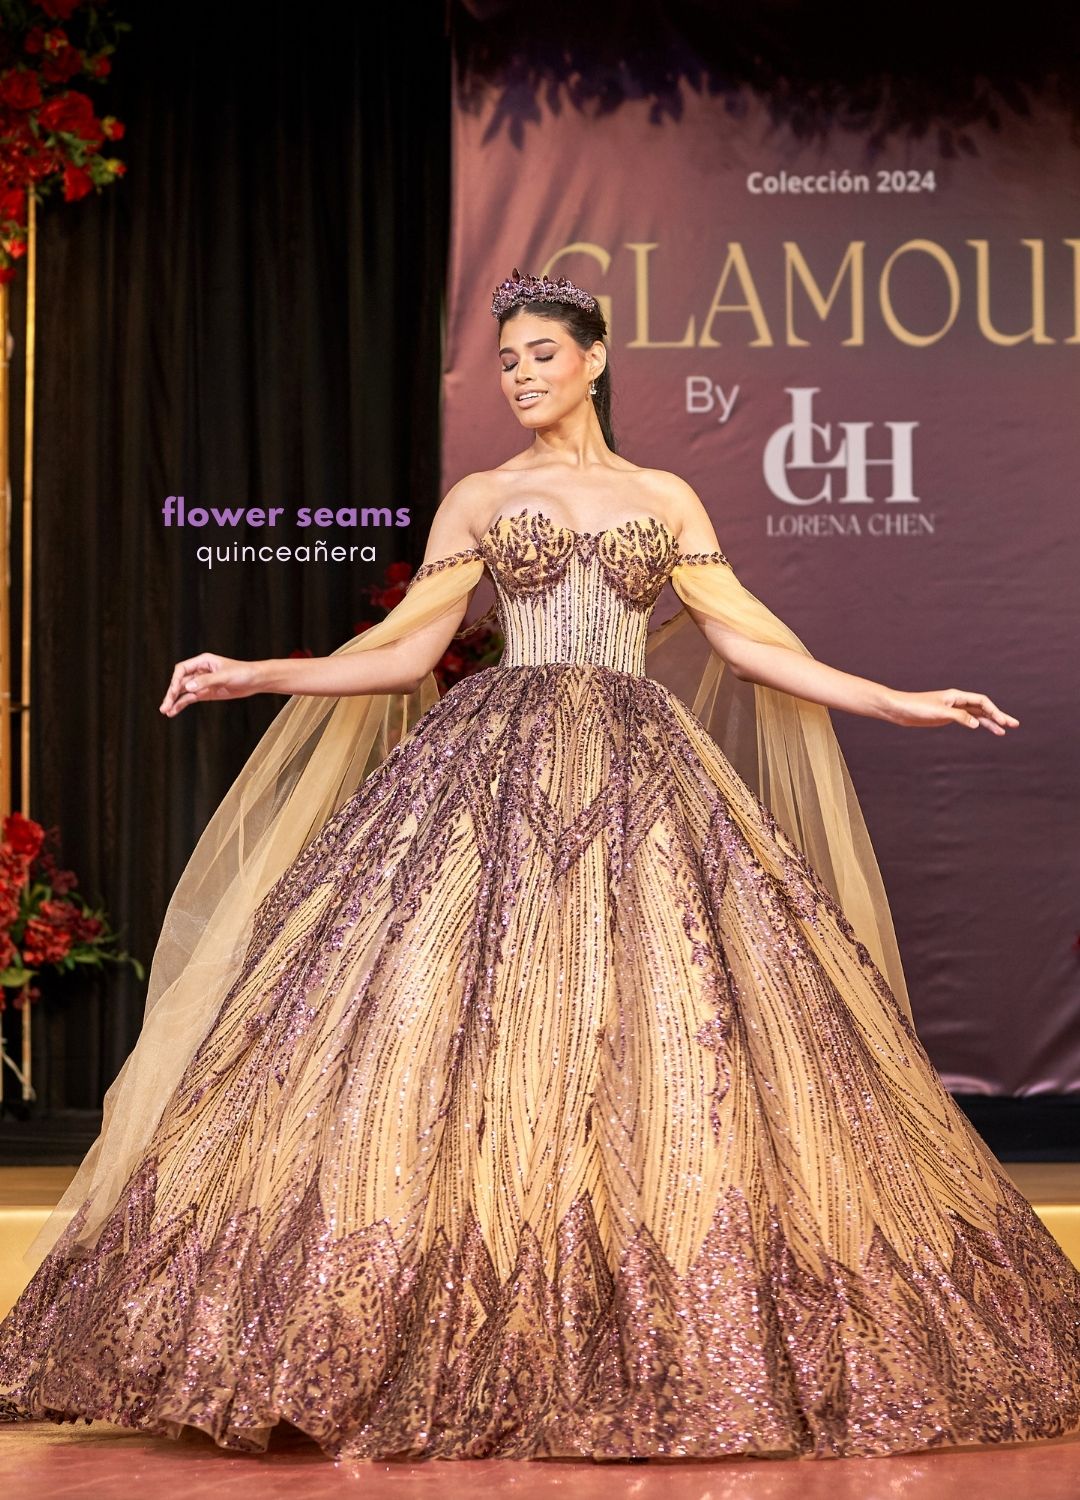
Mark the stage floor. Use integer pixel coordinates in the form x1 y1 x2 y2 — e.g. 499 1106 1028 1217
1 1421 1080 1500
3 1165 1080 1497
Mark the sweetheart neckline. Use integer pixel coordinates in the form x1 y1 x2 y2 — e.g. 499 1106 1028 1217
478 506 679 550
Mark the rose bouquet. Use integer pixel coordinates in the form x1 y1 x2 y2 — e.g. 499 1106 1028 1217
0 810 143 1006
0 0 130 282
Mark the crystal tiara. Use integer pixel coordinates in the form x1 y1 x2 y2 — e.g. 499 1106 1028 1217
491 266 599 320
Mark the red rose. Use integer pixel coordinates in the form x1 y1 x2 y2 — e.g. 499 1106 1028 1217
373 584 407 609
21 917 71 966
385 561 413 585
3 813 44 860
102 116 124 141
39 0 83 19
42 28 70 54
39 897 79 924
26 146 63 180
0 847 30 886
0 116 35 148
42 48 85 85
36 90 97 137
76 114 105 149
62 163 93 202
0 890 18 927
0 933 14 971
87 53 111 79
70 911 102 941
0 267 17 285
23 28 45 55
353 619 378 635
0 187 26 224
0 70 43 111
1 235 27 259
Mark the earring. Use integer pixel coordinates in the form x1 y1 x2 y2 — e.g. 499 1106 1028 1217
589 381 597 396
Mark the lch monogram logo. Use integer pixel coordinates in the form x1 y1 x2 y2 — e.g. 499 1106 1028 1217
763 388 919 505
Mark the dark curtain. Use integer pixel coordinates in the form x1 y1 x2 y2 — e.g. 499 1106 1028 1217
2 3 451 1116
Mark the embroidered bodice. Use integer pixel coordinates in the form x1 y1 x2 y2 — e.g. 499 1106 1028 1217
410 507 730 677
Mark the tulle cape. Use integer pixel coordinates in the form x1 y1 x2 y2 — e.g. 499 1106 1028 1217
25 546 909 1268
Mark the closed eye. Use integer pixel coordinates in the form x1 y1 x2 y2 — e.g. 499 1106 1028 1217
502 355 554 371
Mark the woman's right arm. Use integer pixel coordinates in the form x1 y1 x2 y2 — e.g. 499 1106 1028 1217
159 606 467 717
160 477 489 717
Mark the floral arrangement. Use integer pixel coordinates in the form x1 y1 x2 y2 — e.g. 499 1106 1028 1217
0 0 130 283
288 557 504 692
0 810 143 1009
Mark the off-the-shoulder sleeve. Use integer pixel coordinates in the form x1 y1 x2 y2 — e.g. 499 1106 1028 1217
407 546 483 591
404 546 491 640
675 547 732 568
404 545 495 640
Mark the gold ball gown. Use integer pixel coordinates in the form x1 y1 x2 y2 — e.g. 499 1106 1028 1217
1 506 1079 1460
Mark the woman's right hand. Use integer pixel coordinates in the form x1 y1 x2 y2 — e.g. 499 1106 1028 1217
159 653 260 717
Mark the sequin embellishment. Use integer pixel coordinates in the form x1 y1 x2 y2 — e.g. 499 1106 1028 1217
4 506 1080 1463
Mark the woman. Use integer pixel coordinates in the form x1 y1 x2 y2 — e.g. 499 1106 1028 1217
1 267 1077 1464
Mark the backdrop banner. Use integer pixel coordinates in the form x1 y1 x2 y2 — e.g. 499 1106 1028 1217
443 70 1080 1095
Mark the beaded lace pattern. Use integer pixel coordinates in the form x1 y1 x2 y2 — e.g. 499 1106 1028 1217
409 508 730 650
2 508 1079 1461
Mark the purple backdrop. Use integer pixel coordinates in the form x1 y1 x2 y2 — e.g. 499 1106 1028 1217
442 77 1080 1094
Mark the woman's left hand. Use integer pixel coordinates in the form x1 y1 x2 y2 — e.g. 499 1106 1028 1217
884 688 1019 735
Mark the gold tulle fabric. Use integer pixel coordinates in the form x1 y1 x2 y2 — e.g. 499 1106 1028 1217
2 505 1079 1460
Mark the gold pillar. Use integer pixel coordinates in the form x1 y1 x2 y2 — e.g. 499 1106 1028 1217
0 277 10 821
0 192 36 1105
20 192 33 819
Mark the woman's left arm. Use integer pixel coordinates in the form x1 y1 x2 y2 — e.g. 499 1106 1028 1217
698 627 1018 735
656 470 1020 736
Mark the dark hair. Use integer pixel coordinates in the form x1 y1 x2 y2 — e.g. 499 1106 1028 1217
498 298 616 452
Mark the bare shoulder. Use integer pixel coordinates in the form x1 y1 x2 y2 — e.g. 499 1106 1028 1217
636 468 723 550
419 471 499 562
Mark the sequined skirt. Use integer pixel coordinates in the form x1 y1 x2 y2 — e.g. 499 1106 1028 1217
2 661 1080 1460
